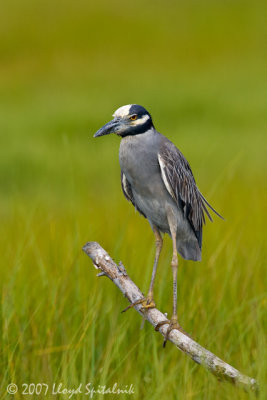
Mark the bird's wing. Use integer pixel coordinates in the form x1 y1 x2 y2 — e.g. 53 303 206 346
120 171 146 218
158 140 223 248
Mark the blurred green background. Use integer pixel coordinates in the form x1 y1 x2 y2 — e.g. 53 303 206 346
0 0 266 399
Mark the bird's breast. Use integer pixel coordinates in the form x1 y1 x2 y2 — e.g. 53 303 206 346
119 133 175 231
119 134 162 193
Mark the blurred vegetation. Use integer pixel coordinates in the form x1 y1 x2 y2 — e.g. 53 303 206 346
0 0 266 399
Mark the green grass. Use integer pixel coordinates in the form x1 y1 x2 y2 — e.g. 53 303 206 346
0 1 266 399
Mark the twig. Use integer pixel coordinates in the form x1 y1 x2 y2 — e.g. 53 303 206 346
82 241 258 392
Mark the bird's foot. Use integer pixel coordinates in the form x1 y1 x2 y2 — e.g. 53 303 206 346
155 315 191 347
121 296 156 313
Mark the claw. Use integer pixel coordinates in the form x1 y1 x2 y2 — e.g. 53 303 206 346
121 296 156 313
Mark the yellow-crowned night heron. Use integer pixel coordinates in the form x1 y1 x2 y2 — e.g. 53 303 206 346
94 104 223 345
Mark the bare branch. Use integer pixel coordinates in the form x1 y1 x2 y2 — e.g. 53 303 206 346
82 241 258 392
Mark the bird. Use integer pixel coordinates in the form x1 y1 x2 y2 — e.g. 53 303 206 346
94 104 223 346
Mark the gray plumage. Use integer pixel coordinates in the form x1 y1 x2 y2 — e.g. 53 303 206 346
94 104 222 262
120 130 201 261
94 104 223 342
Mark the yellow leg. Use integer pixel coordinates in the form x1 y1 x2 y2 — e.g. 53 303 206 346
122 225 162 313
155 207 191 346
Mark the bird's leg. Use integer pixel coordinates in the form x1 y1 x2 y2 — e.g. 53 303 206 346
155 208 191 346
145 226 162 307
122 226 162 313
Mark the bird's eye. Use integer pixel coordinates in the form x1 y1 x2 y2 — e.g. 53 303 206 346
130 115 137 121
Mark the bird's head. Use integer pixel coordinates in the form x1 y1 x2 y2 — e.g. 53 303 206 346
93 104 154 138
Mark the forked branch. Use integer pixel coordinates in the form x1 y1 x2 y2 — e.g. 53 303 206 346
82 241 257 392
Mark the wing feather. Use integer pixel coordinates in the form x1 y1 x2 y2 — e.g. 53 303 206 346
158 140 223 248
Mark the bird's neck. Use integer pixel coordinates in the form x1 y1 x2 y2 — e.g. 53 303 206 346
119 121 155 138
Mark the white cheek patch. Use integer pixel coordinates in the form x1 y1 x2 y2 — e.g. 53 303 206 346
132 114 150 125
113 105 132 118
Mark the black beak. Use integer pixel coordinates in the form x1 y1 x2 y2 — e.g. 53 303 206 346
93 118 121 138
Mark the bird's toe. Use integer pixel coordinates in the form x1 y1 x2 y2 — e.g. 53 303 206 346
121 296 156 313
155 319 170 331
155 316 191 347
140 298 156 311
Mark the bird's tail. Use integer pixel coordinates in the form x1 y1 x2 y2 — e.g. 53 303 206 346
199 192 224 222
177 238 202 262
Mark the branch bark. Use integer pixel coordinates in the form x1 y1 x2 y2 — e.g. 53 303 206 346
82 241 258 392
